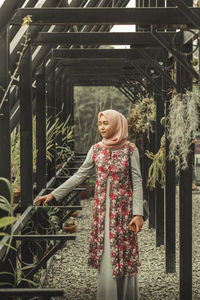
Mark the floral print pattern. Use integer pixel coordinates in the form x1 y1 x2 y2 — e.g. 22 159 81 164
88 143 141 278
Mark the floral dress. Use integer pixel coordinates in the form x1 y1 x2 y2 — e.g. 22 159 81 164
88 143 141 278
52 142 143 300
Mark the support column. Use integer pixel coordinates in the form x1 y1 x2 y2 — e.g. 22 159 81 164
47 71 56 180
35 67 46 193
142 133 149 202
19 46 33 210
177 37 193 300
155 76 165 247
56 74 63 151
165 78 176 273
64 76 74 150
0 26 15 289
0 27 10 198
148 123 156 229
165 0 177 274
19 46 34 284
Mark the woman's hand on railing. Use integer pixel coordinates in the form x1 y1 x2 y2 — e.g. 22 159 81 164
34 193 54 206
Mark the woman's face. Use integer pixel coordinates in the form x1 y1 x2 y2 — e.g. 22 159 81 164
98 115 113 139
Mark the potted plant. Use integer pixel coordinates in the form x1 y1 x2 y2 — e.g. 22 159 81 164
63 220 77 233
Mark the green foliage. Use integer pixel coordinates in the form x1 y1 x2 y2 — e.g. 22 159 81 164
44 114 74 164
10 113 74 191
74 86 134 152
11 127 20 189
0 177 17 256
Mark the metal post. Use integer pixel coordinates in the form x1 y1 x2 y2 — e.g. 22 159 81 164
165 0 177 274
155 76 165 247
177 32 193 299
0 27 10 198
35 67 46 193
63 75 74 151
165 79 176 273
47 71 56 180
0 26 16 288
56 74 63 152
142 133 149 202
19 46 33 210
19 46 34 285
148 125 156 229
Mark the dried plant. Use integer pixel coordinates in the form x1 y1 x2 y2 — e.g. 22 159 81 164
146 134 166 190
0 15 32 113
127 97 155 141
167 90 200 170
11 128 20 190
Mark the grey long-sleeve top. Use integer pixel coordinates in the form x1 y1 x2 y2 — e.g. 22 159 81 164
52 146 143 216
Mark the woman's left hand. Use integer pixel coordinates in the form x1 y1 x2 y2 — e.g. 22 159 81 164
128 215 143 234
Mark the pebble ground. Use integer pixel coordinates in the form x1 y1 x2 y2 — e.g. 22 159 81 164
45 187 200 300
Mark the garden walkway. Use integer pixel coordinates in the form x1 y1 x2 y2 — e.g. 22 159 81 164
44 188 200 300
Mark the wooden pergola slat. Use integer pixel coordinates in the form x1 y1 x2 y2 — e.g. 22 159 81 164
11 7 200 27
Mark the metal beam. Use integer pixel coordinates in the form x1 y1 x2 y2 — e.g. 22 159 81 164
52 48 168 60
59 58 127 66
10 0 67 74
138 48 178 90
174 0 200 29
0 0 25 33
63 69 137 75
130 61 163 94
0 288 64 297
152 31 199 81
11 7 200 27
13 234 75 240
32 31 183 46
117 86 135 103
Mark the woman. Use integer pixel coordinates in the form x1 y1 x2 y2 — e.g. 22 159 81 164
34 109 144 300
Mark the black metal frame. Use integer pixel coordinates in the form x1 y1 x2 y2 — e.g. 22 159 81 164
0 1 198 298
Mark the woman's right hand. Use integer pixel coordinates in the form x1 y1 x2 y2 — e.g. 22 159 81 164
34 193 54 206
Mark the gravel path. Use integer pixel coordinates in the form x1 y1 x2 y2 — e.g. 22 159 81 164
45 188 200 299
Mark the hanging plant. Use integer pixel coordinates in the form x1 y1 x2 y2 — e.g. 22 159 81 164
167 90 200 170
146 134 166 190
127 97 155 141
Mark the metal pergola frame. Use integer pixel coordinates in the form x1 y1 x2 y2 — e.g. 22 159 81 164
0 0 199 299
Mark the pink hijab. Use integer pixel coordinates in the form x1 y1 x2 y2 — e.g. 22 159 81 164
98 109 128 150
